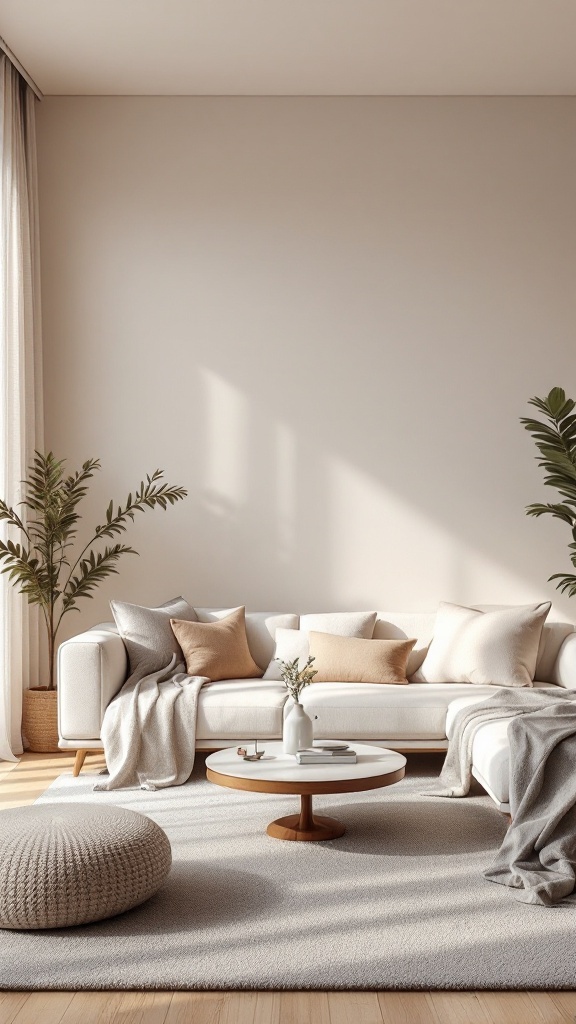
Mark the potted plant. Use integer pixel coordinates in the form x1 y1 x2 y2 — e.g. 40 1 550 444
279 655 317 754
521 386 576 596
0 452 187 752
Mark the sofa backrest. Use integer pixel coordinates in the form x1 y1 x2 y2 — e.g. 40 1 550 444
198 607 575 682
534 621 575 680
373 613 436 676
96 605 576 682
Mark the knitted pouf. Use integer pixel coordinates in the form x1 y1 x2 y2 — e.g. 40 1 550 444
0 803 172 930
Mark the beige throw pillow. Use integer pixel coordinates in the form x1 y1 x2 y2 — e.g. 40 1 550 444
413 601 551 687
194 607 299 671
308 632 416 684
170 607 263 682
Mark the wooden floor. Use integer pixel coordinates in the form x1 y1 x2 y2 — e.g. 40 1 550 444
1 754 575 1024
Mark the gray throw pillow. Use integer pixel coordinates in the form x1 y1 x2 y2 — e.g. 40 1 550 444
110 596 197 677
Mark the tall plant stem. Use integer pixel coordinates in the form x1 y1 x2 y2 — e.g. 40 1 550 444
48 603 55 690
48 530 56 689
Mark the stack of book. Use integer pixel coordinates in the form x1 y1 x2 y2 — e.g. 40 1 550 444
295 743 357 765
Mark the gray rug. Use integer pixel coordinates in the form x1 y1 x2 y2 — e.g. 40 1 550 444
1 758 575 991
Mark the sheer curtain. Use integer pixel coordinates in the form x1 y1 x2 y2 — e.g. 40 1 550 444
0 54 43 761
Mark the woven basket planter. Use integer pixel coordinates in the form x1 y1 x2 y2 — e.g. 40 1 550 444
22 688 59 753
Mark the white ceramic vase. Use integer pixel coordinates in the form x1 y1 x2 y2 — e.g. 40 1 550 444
283 701 314 754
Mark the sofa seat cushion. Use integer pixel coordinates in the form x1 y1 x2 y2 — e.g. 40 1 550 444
196 679 288 740
299 682 513 740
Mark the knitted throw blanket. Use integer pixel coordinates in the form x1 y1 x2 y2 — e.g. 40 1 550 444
94 656 208 791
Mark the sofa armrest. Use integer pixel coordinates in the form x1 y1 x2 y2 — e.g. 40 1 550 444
58 626 128 742
549 633 576 690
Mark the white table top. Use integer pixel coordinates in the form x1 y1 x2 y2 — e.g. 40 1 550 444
205 741 406 785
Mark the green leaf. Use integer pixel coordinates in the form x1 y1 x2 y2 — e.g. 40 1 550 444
547 387 567 418
528 504 574 524
549 572 576 597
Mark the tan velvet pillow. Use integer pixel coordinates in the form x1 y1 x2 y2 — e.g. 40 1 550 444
308 631 416 684
170 607 263 682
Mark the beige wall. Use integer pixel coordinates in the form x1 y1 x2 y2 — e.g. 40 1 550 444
36 97 576 639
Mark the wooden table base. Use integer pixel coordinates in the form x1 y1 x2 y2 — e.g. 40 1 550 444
266 793 346 842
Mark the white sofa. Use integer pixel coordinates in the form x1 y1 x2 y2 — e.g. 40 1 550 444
57 607 576 810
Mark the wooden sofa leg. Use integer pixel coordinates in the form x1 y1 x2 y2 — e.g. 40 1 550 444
73 749 88 777
73 749 105 776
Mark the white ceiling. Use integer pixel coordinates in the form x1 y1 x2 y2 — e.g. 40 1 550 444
1 0 576 97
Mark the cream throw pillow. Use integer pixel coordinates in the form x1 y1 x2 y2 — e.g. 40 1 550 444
309 632 416 684
262 628 310 679
170 607 263 682
299 611 377 638
413 601 551 687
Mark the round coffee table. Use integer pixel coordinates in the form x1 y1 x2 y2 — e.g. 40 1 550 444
205 742 406 842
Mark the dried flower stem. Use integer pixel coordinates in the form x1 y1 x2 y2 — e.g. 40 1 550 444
278 655 317 703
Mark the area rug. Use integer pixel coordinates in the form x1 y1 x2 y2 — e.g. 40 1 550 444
1 759 575 991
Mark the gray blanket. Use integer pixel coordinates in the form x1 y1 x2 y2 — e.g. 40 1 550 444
484 701 576 906
429 687 576 798
94 656 208 791
429 686 576 906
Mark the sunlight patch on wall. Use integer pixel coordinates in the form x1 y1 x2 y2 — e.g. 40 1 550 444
275 420 296 565
200 368 247 515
